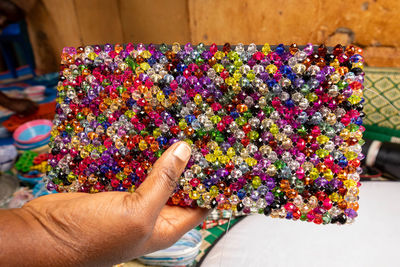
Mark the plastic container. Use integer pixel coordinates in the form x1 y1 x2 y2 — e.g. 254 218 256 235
13 119 52 145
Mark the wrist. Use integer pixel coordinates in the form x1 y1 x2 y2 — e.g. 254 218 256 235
0 208 72 266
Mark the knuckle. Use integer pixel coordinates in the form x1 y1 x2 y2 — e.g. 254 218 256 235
158 167 178 192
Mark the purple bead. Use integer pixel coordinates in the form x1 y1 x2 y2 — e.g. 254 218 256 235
345 208 358 219
265 192 275 205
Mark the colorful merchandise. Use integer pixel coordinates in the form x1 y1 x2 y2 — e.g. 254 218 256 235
47 43 364 224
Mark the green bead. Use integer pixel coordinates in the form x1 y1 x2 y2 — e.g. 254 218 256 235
297 125 307 136
65 124 73 133
261 107 273 117
97 114 106 123
197 129 206 137
159 43 169 53
337 80 348 90
236 117 247 126
300 214 308 221
349 124 359 132
322 212 331 224
243 111 252 119
155 150 163 158
76 112 85 120
274 160 286 170
248 131 259 140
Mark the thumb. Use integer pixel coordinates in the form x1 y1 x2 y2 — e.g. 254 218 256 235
135 141 191 216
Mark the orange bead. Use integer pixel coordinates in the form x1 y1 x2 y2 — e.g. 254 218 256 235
338 199 348 210
348 202 359 211
286 189 298 199
237 104 248 113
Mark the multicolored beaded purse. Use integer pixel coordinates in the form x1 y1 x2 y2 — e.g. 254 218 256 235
47 43 364 225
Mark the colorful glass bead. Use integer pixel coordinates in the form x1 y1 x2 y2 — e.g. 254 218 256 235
48 43 365 225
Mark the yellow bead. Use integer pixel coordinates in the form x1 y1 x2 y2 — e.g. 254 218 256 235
88 52 97 60
348 95 362 104
214 51 225 60
344 180 357 188
227 147 236 158
138 140 148 151
234 60 243 67
330 192 340 202
209 186 219 197
153 128 161 138
213 63 224 73
210 115 221 124
172 42 181 53
266 64 277 74
189 190 200 200
218 155 230 165
270 124 279 135
178 119 187 130
316 149 329 158
252 176 262 189
205 154 217 162
306 92 318 102
233 71 242 81
156 91 165 102
345 151 358 160
225 77 236 86
246 71 255 81
316 135 329 144
141 50 151 59
213 148 223 156
262 43 271 54
245 157 257 167
323 170 333 181
140 62 150 71
228 51 239 61
80 150 89 158
194 94 202 105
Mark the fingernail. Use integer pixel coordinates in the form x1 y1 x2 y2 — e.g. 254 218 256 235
173 142 191 162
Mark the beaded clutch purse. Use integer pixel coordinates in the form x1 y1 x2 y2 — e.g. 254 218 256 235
47 43 364 225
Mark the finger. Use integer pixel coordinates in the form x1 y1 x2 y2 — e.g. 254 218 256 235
143 206 209 252
135 141 191 216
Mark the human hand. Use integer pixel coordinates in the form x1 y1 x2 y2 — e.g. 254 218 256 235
6 98 38 115
1 141 208 267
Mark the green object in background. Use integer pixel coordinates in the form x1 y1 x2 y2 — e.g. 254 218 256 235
14 151 38 173
363 67 400 143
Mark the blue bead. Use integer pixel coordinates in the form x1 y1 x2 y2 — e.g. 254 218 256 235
338 157 348 168
287 73 296 81
237 189 246 200
157 136 168 146
276 44 285 55
285 99 295 108
176 63 186 72
163 87 173 96
100 165 109 173
286 212 293 219
267 79 277 88
185 114 196 123
230 111 240 119
203 179 213 188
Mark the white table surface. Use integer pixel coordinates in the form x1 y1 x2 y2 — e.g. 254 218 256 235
201 181 400 267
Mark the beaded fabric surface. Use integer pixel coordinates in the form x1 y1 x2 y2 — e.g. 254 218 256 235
47 43 364 225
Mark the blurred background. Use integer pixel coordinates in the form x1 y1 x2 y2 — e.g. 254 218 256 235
0 1 399 266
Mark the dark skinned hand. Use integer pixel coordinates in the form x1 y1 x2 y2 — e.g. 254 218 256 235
0 141 209 267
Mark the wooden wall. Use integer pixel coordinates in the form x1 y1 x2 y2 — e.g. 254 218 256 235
15 0 400 73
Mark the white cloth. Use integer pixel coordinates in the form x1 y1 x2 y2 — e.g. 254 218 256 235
201 181 400 267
